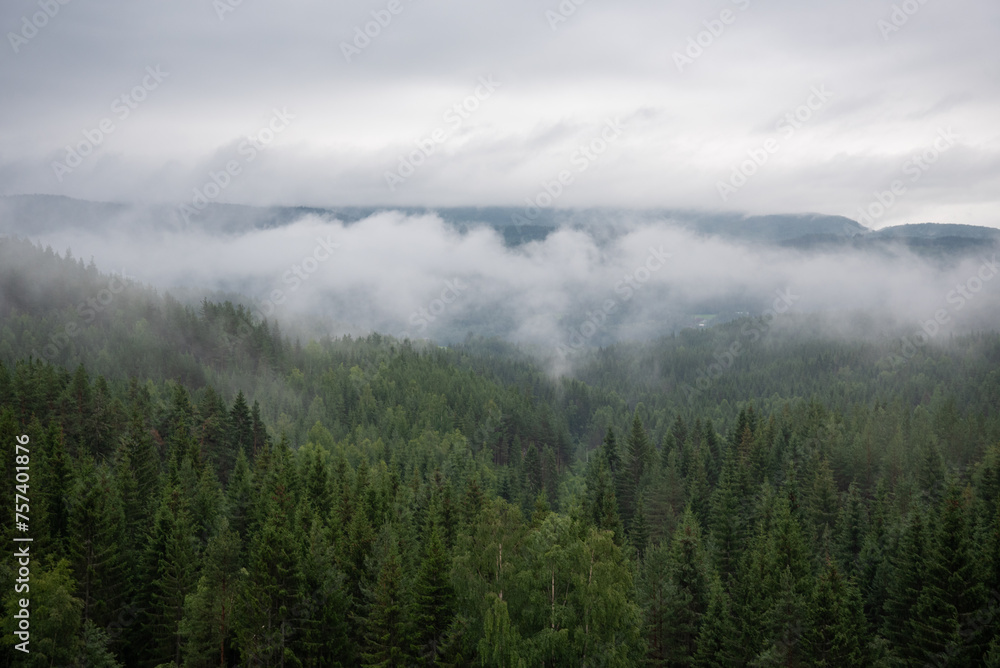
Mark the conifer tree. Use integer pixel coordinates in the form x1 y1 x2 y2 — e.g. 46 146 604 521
295 513 353 666
709 452 745 580
693 577 742 667
630 496 651 560
803 558 868 666
882 508 929 664
135 485 199 667
68 458 128 630
647 507 710 665
411 527 455 665
39 420 73 559
911 480 988 664
237 510 303 665
835 482 868 576
229 390 253 455
362 531 412 668
180 518 241 667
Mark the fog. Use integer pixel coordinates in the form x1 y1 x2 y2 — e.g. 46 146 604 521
7 202 998 366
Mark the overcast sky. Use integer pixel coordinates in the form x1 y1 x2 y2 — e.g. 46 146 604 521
2 0 999 228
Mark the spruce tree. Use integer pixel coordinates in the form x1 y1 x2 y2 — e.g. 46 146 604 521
882 508 930 664
68 458 128 630
912 481 988 665
180 518 241 667
693 577 742 667
647 507 710 665
362 531 412 668
803 558 868 666
411 527 455 665
135 485 198 667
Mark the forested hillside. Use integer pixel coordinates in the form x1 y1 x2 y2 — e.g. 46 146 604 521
2 237 999 666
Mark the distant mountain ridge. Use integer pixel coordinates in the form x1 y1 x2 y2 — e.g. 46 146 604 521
1 194 997 255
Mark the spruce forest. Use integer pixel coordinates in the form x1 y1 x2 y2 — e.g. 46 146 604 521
2 236 1000 667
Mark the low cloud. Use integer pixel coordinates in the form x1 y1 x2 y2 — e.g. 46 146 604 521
11 206 999 365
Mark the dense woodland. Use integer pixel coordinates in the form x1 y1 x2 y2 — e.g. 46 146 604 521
1 236 1000 666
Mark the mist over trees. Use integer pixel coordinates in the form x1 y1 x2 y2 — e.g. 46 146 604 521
2 237 1000 665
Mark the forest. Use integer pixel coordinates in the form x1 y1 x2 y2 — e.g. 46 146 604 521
2 235 1000 666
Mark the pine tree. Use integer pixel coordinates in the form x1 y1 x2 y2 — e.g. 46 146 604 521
237 493 303 665
686 443 712 527
229 390 254 456
918 439 946 504
180 518 241 667
166 384 199 467
803 558 868 666
835 482 868 576
123 412 160 527
754 568 808 666
68 458 129 630
135 485 198 667
639 539 672 665
251 399 270 455
295 513 352 667
616 413 652 536
805 455 839 540
601 426 620 475
226 448 253 542
61 363 94 458
461 474 485 527
630 496 651 560
362 531 412 667
411 527 455 665
661 508 711 664
627 412 653 486
196 385 232 483
709 452 745 581
882 508 930 664
38 420 73 560
693 577 742 668
911 481 988 665
584 459 624 543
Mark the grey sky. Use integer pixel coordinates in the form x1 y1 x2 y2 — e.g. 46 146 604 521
2 0 998 227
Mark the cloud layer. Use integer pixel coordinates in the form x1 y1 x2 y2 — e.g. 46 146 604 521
1 0 999 227
18 209 1000 364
